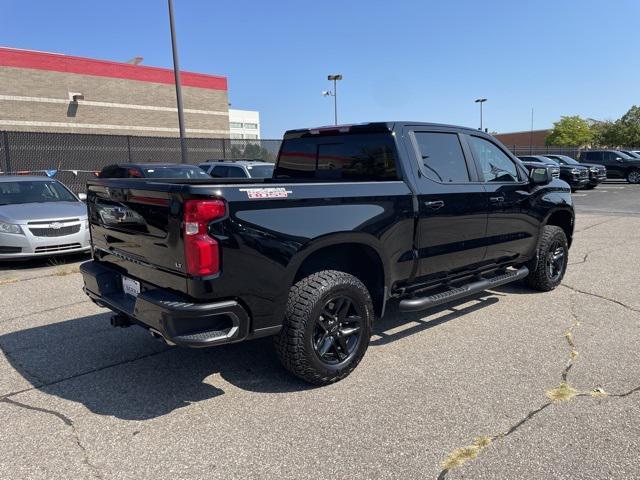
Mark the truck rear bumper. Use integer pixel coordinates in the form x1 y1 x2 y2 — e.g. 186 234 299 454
80 261 250 348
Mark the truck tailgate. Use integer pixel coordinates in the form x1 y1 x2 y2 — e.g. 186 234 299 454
87 180 191 291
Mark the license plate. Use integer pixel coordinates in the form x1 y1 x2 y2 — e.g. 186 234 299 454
122 276 140 297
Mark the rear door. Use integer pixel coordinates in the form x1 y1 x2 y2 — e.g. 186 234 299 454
406 128 489 282
602 151 625 178
465 134 539 264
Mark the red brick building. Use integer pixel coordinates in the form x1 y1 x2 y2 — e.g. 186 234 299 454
0 47 230 137
494 129 551 148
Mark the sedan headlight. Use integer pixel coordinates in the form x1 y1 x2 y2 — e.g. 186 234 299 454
590 167 598 172
0 221 23 235
570 168 582 174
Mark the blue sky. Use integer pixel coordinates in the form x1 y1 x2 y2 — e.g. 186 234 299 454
2 0 639 138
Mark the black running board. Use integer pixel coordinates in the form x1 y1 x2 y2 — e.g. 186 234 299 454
398 266 529 312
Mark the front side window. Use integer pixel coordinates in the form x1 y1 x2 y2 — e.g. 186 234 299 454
275 133 398 181
468 136 519 182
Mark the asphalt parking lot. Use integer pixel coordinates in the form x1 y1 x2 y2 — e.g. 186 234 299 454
1 182 639 480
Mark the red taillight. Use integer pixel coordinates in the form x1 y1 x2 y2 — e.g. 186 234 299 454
183 199 226 276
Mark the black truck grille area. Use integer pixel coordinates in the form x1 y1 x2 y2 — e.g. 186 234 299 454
29 225 81 237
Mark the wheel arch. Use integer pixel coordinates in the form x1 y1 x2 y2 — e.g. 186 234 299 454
287 234 389 317
544 207 575 247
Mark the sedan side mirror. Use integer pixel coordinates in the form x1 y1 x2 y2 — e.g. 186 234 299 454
78 192 87 202
616 157 624 162
529 166 552 186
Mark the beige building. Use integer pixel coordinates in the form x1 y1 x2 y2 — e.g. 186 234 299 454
0 47 230 137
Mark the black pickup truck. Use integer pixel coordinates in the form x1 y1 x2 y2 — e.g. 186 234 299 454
81 122 574 385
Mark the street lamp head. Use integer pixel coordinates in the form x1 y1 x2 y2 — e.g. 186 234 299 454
475 98 487 103
328 74 343 81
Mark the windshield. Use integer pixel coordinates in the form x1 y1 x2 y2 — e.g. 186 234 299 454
246 164 274 178
142 166 210 179
549 155 578 165
617 151 634 160
0 180 77 205
622 151 640 158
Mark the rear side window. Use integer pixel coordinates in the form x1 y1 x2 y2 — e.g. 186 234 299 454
211 166 228 178
413 132 469 183
468 136 520 182
226 166 248 178
583 152 600 161
275 133 398 181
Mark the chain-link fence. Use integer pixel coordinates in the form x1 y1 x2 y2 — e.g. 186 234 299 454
1 130 639 193
0 130 282 193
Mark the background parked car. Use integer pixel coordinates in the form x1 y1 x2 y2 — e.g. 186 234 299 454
0 176 90 259
544 154 607 189
99 163 211 179
518 155 589 190
578 150 640 184
518 159 561 179
199 160 275 179
620 150 640 159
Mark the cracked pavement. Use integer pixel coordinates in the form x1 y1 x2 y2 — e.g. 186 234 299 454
1 183 639 479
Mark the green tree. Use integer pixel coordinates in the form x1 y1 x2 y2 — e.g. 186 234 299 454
615 105 640 146
545 116 594 147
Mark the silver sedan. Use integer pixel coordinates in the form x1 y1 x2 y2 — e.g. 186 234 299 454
0 176 90 259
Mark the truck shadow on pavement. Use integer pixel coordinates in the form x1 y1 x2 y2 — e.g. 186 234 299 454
1 293 500 421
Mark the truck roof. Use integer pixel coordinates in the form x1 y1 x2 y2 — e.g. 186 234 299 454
283 121 484 139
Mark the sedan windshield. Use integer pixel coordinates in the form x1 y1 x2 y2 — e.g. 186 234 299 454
0 180 77 205
246 164 274 178
142 166 210 179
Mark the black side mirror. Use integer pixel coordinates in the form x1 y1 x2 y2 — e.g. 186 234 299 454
616 157 624 162
529 166 552 185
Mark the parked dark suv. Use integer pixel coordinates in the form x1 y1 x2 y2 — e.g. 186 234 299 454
544 154 606 189
578 150 640 184
518 155 589 190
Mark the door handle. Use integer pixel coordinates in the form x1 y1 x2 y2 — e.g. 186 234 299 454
489 196 504 203
424 200 445 210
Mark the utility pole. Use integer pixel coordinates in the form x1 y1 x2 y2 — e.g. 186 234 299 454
530 107 534 154
168 0 188 163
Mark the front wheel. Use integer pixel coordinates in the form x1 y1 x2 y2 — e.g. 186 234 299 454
626 169 640 184
525 225 569 291
274 270 373 385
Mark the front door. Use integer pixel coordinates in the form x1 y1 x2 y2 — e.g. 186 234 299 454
465 134 540 264
408 129 489 282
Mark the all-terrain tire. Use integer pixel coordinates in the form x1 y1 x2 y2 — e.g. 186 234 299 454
525 225 569 292
273 270 373 385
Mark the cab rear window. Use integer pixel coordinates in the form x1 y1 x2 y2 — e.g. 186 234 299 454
275 133 399 181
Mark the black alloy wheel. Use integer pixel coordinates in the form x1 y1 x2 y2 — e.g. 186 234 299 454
313 296 363 365
545 240 566 282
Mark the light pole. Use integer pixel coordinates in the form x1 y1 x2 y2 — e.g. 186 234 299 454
323 74 342 125
168 0 188 163
475 98 487 131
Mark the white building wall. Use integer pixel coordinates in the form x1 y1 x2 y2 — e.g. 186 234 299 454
228 109 261 139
